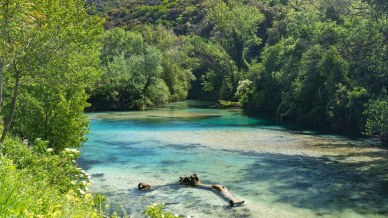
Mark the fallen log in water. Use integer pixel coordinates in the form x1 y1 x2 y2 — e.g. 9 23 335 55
138 174 244 207
179 174 245 207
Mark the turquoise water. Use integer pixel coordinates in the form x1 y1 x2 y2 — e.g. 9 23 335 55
79 100 388 217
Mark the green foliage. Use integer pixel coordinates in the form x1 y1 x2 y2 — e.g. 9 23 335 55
143 203 178 218
0 1 105 212
219 100 241 108
139 25 196 102
90 26 194 110
95 0 208 35
95 0 265 103
364 0 388 14
0 0 103 150
235 80 254 107
2 0 385 166
204 0 264 70
189 36 238 100
146 79 171 107
15 88 92 150
0 137 99 217
95 0 388 138
290 45 325 122
186 0 264 100
0 1 387 217
243 0 388 136
364 97 388 138
3 138 92 194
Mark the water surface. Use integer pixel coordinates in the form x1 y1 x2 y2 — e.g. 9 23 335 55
79 100 388 217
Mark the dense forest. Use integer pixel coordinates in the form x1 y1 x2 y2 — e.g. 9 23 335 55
88 0 387 137
0 0 387 217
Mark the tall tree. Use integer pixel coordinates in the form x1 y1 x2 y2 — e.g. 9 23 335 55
0 0 103 148
204 0 264 71
91 26 194 110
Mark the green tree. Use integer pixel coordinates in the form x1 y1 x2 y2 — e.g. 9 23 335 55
290 45 325 123
92 26 194 110
205 0 264 71
364 96 388 138
138 25 195 102
83 0 388 138
0 0 103 149
127 46 164 109
364 0 388 14
189 36 238 100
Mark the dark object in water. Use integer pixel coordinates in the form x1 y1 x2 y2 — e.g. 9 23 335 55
179 173 200 186
138 174 244 207
138 182 151 190
180 174 245 206
91 173 104 178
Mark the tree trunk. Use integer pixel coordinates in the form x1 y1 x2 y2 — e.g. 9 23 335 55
0 34 4 107
138 174 245 207
179 174 245 207
231 31 248 72
0 71 20 143
0 57 3 108
0 0 10 107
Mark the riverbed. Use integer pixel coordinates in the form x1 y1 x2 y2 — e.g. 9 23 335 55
79 100 388 217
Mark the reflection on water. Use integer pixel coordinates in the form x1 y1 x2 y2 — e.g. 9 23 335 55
79 100 388 217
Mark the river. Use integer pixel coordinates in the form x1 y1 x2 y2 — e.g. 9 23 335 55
79 100 388 217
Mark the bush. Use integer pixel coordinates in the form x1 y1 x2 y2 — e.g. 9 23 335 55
364 97 388 138
143 203 178 218
218 100 241 108
0 137 100 217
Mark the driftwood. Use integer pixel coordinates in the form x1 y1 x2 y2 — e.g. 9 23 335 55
179 174 244 207
138 174 244 206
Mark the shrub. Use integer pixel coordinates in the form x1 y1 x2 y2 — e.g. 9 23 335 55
143 203 178 218
0 137 100 217
219 100 241 108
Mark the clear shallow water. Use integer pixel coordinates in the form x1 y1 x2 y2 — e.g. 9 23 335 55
79 100 388 217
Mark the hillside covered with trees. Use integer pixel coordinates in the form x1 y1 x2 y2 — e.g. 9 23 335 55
89 0 387 138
